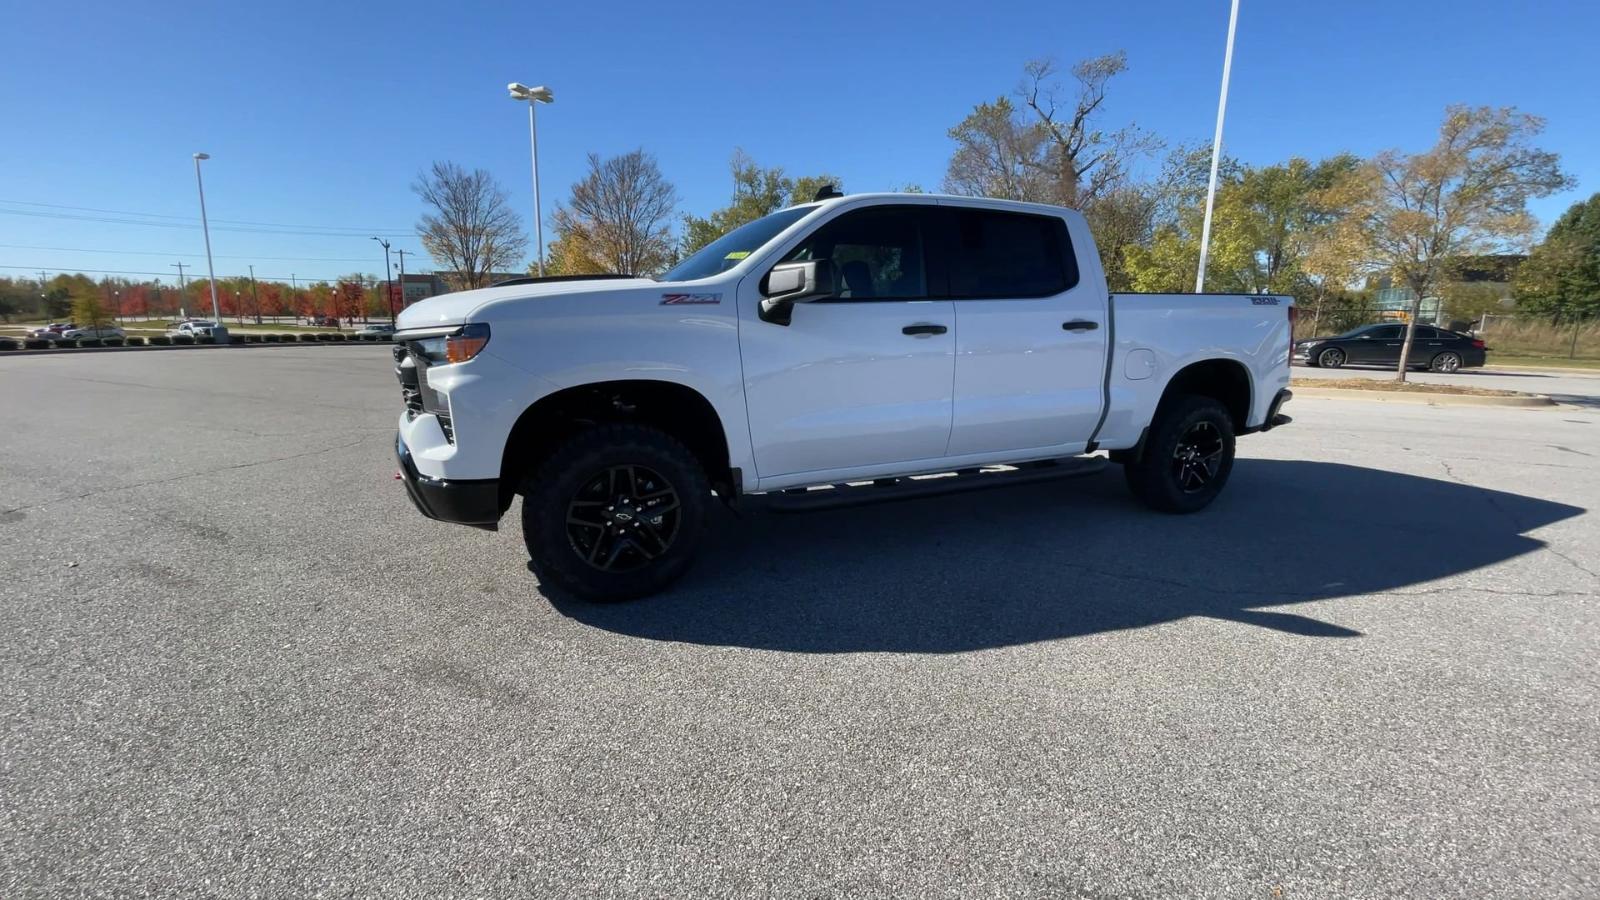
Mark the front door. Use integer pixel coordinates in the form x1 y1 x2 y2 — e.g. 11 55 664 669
1350 324 1406 364
738 205 955 480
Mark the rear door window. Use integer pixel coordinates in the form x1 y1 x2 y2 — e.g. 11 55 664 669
943 209 1077 299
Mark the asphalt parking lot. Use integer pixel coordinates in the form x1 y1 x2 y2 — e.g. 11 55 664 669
3 346 1598 898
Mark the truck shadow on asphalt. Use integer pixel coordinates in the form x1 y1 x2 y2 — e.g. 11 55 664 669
547 460 1585 653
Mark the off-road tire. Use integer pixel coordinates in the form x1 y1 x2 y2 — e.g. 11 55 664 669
1123 395 1237 514
521 424 709 602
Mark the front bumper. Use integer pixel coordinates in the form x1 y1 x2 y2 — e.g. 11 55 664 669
396 433 502 530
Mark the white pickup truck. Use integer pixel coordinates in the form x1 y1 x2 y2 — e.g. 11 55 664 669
394 193 1293 600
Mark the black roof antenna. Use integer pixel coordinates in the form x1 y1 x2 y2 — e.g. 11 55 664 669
812 184 844 202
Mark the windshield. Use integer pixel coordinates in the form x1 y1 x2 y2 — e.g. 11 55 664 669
660 206 816 282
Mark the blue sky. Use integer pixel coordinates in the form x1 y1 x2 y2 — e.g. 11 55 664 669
2 0 1596 285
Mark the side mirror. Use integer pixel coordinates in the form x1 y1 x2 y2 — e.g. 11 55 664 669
759 260 834 325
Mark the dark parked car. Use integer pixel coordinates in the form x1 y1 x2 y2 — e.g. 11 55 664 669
1294 323 1487 372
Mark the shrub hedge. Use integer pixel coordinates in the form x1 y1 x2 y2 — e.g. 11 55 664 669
126 336 146 346
171 334 194 345
149 335 172 345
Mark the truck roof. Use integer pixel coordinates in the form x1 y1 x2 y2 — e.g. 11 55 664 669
797 191 1082 219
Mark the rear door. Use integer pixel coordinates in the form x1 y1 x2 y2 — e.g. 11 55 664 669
938 205 1108 456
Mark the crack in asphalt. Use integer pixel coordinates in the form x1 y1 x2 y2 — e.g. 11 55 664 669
1434 458 1600 584
0 436 380 516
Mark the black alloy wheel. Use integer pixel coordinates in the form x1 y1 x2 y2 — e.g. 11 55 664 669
565 464 682 572
1171 421 1226 494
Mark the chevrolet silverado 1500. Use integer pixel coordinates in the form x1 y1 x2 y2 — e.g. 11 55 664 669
394 193 1293 600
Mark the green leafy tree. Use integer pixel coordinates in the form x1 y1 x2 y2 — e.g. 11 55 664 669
1514 192 1600 322
681 151 840 256
1356 105 1572 379
70 290 111 329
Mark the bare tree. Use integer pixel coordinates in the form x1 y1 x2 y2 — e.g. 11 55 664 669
413 161 528 290
1019 52 1160 207
547 150 679 276
1357 106 1572 379
942 98 1053 202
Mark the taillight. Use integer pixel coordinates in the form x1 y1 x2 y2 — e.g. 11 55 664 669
1472 339 1486 349
444 323 491 364
1287 304 1298 354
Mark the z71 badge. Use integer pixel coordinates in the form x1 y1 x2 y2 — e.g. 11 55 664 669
1250 296 1281 305
660 293 721 305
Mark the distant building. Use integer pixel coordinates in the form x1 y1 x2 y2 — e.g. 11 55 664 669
400 274 441 305
1371 255 1525 325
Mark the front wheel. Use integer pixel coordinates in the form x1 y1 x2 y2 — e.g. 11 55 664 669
1316 347 1346 369
1123 395 1237 514
521 424 709 602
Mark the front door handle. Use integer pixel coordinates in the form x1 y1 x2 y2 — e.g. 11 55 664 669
1063 320 1099 332
902 324 947 336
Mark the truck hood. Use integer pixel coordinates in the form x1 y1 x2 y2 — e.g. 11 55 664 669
396 277 658 330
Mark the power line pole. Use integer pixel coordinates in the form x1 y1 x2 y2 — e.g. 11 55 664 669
395 249 409 314
171 262 190 318
248 264 261 324
371 237 394 321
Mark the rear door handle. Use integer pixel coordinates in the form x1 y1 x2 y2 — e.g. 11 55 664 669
1062 320 1099 332
902 324 947 336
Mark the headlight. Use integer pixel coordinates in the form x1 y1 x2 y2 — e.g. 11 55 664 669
413 323 491 365
445 323 491 364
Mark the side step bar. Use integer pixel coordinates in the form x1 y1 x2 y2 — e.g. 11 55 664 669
752 457 1108 514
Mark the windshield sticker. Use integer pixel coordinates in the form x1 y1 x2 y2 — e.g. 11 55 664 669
723 251 750 260
660 293 722 305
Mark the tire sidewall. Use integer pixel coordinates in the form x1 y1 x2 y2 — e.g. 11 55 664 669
1318 347 1344 368
523 426 708 602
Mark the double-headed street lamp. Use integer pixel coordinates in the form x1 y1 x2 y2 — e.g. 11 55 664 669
192 153 224 337
508 82 554 276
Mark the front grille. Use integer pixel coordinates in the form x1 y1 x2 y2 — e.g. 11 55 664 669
394 342 453 443
395 344 423 416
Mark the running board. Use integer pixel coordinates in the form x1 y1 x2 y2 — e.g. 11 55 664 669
752 458 1108 513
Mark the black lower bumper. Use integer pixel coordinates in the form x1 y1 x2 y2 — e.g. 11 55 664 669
1243 389 1294 434
395 433 501 530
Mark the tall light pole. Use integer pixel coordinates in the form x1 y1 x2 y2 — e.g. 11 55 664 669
508 82 554 276
1195 0 1240 294
372 237 394 321
192 152 225 339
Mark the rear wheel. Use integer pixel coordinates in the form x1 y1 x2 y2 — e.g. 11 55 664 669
1316 347 1345 369
1123 395 1236 514
1429 351 1462 373
521 424 708 602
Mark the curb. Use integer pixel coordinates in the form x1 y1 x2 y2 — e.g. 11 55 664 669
1293 386 1555 408
1483 365 1600 377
